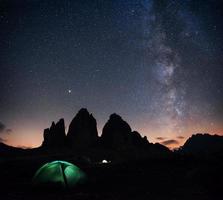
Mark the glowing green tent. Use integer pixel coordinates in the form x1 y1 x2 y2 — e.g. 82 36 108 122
33 160 86 188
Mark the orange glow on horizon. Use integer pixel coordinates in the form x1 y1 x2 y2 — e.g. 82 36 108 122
3 117 223 150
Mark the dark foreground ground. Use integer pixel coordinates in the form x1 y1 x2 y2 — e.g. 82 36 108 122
0 155 222 200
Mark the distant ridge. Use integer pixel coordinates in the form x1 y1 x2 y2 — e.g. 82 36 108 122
179 133 223 158
0 142 40 156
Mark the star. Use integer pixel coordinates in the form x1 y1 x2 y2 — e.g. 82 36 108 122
68 89 72 94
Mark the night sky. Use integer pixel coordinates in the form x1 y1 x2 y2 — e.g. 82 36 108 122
0 0 223 149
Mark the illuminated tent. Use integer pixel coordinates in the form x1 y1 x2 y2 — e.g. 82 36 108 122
33 160 86 188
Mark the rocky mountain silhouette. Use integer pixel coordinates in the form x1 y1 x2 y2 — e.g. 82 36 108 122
179 133 223 158
39 108 171 160
1 108 223 161
42 118 66 148
67 108 98 149
41 109 153 152
100 113 149 149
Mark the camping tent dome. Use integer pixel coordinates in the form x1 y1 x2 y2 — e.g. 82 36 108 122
33 160 86 188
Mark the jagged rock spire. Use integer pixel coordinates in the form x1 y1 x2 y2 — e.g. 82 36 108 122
66 108 98 148
101 113 149 148
42 118 66 148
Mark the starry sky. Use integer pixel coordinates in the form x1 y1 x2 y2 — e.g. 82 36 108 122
0 0 223 149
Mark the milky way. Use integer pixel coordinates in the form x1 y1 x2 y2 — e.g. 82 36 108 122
142 0 188 140
0 0 223 148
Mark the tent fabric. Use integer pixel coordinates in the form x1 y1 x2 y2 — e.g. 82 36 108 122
33 160 86 188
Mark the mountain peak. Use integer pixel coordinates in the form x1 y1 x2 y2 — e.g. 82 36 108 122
109 113 122 120
66 108 98 148
78 108 90 115
42 118 66 148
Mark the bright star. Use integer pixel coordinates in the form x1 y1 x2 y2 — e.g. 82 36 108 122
68 89 72 94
